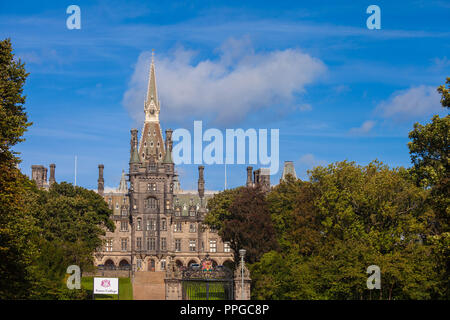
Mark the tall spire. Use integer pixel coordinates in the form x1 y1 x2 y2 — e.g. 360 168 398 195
138 52 166 163
144 49 160 123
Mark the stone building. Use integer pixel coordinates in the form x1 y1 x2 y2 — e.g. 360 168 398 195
29 54 285 299
94 54 235 273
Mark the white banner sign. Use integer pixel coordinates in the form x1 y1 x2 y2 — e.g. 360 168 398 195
93 277 119 295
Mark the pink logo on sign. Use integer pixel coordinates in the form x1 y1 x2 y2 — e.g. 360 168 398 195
101 280 111 288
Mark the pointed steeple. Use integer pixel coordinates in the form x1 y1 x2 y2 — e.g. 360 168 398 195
138 52 166 163
144 49 160 123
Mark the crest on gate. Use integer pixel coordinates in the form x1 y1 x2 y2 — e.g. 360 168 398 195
201 259 213 272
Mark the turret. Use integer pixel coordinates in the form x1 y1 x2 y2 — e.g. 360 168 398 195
130 129 140 164
49 163 56 186
246 166 253 187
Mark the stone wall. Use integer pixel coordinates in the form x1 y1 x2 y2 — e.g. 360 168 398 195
82 270 131 278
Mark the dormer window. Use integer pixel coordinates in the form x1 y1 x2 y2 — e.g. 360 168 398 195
151 141 154 147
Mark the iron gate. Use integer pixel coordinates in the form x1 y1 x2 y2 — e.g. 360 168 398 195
181 258 234 300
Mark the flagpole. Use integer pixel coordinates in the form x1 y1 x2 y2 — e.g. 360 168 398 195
74 155 77 186
224 163 227 190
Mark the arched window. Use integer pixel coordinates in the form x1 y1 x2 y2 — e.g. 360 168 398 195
144 197 158 209
136 218 142 231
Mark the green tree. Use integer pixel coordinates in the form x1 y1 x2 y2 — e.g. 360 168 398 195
251 161 440 299
408 77 450 298
0 38 37 299
25 182 114 299
205 186 278 265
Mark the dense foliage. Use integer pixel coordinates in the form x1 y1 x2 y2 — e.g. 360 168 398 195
0 39 114 299
205 79 449 300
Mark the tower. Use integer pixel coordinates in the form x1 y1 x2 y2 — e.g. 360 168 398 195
138 50 166 164
49 163 56 186
281 161 297 181
127 51 176 272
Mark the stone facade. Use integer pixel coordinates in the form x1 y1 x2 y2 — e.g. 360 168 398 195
94 55 234 273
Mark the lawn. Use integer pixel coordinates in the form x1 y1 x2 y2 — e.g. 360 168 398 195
81 277 133 300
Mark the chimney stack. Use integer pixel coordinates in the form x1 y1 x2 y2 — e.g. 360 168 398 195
49 163 56 186
246 166 253 187
98 164 104 196
198 165 205 199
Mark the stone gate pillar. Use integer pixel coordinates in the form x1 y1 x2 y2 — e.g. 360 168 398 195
234 261 251 300
165 254 182 300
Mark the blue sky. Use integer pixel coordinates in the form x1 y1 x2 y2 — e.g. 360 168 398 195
1 0 449 191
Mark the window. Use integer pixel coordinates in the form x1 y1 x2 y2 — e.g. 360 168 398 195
105 239 113 252
121 209 127 217
160 259 166 270
165 200 170 209
175 207 181 216
161 219 167 231
137 218 142 231
189 209 196 217
210 227 217 233
147 183 156 191
136 237 142 250
149 219 155 231
121 238 128 251
123 197 127 204
175 239 181 252
189 223 196 233
189 240 196 252
120 221 128 231
137 259 142 270
145 197 158 208
170 184 174 193
209 240 217 253
146 218 156 231
174 222 182 232
147 237 156 251
115 202 119 210
161 237 167 250
224 242 231 253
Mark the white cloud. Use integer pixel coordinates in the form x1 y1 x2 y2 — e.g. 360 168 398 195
298 153 327 169
349 120 376 135
122 38 326 125
376 85 441 121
